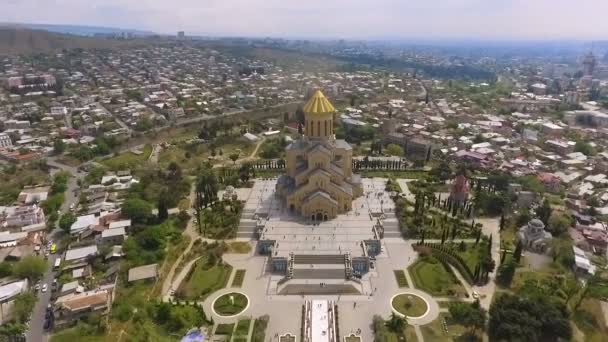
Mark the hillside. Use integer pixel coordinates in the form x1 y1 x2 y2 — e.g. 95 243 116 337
0 27 125 55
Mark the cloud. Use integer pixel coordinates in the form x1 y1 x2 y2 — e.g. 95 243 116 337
2 0 607 40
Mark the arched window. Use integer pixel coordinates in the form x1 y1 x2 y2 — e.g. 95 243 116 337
317 121 320 137
325 120 328 136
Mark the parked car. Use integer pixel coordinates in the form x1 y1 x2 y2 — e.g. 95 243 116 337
41 284 48 292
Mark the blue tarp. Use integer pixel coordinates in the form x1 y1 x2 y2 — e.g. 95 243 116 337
181 330 205 342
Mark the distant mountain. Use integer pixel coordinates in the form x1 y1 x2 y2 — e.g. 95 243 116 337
0 27 127 55
18 23 156 37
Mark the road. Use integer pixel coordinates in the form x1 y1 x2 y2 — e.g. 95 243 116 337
26 159 86 342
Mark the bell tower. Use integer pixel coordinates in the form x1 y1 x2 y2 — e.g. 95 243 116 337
303 90 335 140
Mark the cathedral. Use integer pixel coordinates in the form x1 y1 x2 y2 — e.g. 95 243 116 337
276 90 363 220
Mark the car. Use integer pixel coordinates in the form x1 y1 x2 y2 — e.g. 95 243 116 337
35 283 41 291
472 291 480 299
42 284 48 292
43 319 51 330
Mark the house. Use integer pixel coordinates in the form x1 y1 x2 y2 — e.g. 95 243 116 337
0 133 12 148
537 173 562 193
100 227 126 245
0 279 29 324
453 150 491 168
17 187 49 204
573 246 596 275
70 214 100 235
545 139 573 155
1 205 45 228
0 231 28 248
54 289 112 325
128 263 158 283
59 281 83 297
108 220 131 230
64 245 98 263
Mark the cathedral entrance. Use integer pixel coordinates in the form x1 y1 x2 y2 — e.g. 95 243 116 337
316 212 323 221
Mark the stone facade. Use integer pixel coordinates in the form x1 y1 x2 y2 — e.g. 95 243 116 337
276 90 363 220
517 218 553 252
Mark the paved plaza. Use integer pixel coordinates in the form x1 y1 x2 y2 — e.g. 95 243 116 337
202 177 443 342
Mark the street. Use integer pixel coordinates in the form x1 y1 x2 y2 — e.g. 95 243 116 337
26 159 85 342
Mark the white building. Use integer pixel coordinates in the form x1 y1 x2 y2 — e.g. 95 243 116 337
0 133 12 148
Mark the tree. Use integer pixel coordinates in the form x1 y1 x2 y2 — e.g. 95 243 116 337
59 212 76 233
513 240 523 263
536 198 552 225
157 194 169 222
195 166 219 233
430 160 452 181
496 260 516 287
229 153 239 164
489 293 571 341
53 138 66 154
547 212 571 236
13 256 47 280
121 198 152 224
449 301 487 334
386 312 407 333
295 107 305 125
12 293 36 323
385 144 404 157
574 140 595 156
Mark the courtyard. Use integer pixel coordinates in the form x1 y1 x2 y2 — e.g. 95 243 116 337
194 177 500 342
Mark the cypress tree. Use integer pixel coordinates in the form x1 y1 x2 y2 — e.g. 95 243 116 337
513 240 523 263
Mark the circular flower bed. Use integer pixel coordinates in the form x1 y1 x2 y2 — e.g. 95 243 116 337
213 292 249 316
391 293 428 318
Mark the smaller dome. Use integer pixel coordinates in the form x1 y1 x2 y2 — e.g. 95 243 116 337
529 219 545 229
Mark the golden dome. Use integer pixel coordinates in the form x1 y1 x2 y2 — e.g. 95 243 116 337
303 90 336 115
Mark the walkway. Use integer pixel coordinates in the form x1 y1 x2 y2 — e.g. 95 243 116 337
160 185 199 299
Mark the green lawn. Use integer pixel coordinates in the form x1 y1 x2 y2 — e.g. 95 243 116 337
213 292 248 316
158 138 254 174
226 242 252 254
101 144 152 170
215 323 235 335
178 260 232 300
232 269 246 287
374 318 418 342
235 319 251 336
409 257 466 297
392 294 428 317
420 313 467 342
251 316 269 342
453 242 488 273
394 270 408 288
573 298 608 342
51 329 106 342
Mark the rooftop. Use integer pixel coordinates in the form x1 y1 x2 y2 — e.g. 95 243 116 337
303 90 335 115
128 263 158 282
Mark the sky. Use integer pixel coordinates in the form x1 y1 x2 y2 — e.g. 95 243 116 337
2 0 608 40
